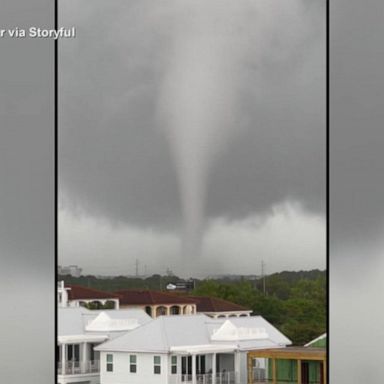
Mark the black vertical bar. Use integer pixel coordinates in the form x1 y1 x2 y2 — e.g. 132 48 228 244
54 0 59 383
326 1 330 384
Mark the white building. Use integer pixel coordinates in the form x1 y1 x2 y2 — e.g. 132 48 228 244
95 314 291 384
58 307 152 384
59 265 83 277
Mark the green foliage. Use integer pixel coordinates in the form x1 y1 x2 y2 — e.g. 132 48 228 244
193 271 326 345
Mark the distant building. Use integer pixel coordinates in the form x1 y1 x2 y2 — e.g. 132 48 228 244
58 281 121 309
114 290 197 318
166 280 195 291
59 265 83 277
59 283 252 319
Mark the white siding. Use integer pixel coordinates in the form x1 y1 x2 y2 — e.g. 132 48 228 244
100 352 169 384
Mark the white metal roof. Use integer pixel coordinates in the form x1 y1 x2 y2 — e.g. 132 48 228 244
85 310 149 332
214 316 292 345
59 307 152 340
95 314 291 353
58 307 97 336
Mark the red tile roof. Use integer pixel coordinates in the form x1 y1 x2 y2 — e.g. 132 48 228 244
115 290 198 306
67 285 121 300
189 296 251 312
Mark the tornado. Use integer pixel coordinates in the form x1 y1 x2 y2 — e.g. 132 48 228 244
157 0 309 270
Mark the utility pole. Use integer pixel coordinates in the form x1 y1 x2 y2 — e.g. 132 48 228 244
261 260 266 296
135 259 139 277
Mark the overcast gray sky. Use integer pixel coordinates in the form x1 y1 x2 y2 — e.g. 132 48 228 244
58 0 326 277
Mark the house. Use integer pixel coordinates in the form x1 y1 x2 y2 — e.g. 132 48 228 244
58 306 151 384
58 281 121 309
247 333 327 384
190 296 252 318
95 314 291 384
59 265 83 277
247 347 326 384
114 290 198 317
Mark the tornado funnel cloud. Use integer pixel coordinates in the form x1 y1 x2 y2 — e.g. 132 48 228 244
157 0 309 268
159 8 239 265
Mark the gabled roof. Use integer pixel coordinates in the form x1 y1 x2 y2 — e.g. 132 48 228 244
211 319 268 341
206 317 291 347
115 290 197 306
67 285 121 300
96 314 291 353
189 296 251 313
85 309 151 332
96 315 214 353
305 333 327 347
59 307 151 337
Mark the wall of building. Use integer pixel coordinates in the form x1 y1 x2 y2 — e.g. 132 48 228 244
99 351 169 384
119 304 196 318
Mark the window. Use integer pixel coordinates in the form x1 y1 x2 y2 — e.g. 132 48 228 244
170 306 180 315
154 356 161 374
130 355 137 373
156 306 167 317
106 354 113 372
171 356 177 374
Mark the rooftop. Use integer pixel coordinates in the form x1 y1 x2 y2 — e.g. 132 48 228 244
96 314 291 353
115 290 197 306
189 296 251 313
248 347 326 361
58 307 151 339
67 285 121 300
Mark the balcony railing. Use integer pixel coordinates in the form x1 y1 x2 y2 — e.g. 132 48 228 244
58 360 100 375
252 381 322 384
251 376 322 384
179 371 236 384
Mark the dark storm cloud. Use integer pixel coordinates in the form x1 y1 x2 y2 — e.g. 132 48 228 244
59 0 325 230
